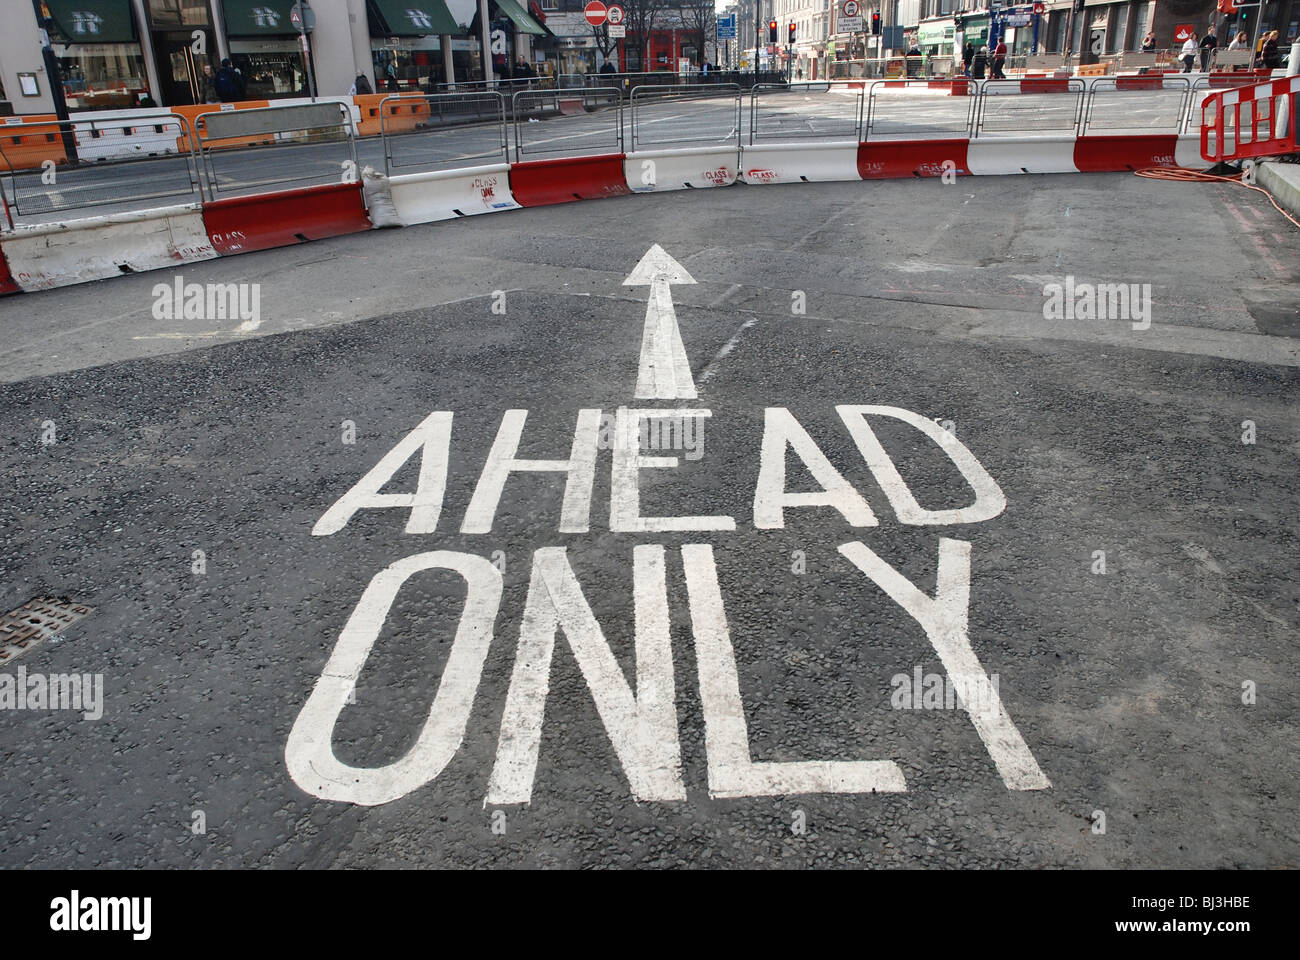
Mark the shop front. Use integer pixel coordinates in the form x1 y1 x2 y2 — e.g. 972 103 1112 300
918 18 955 59
41 0 153 111
368 0 460 91
222 0 315 100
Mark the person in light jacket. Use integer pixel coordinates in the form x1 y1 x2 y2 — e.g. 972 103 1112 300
1180 33 1199 73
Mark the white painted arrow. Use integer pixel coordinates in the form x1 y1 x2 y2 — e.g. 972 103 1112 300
623 244 697 400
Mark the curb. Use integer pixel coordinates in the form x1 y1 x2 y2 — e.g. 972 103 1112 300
1257 162 1300 220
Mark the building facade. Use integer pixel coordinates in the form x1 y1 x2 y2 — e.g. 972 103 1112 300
0 0 548 116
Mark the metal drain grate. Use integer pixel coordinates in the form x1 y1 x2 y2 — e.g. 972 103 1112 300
0 598 93 664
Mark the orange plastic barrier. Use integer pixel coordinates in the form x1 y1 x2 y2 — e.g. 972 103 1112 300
0 120 69 171
354 94 431 138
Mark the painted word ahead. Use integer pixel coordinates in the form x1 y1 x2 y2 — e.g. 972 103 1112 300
285 404 1050 807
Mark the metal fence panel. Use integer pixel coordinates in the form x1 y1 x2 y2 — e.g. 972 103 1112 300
750 83 862 144
630 84 741 150
975 80 1086 137
512 87 622 161
864 80 974 141
380 93 507 175
0 114 202 223
197 103 358 199
1083 77 1191 135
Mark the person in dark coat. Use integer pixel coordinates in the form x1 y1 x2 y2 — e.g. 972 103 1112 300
962 41 974 77
1199 29 1217 72
971 45 988 79
353 73 373 95
214 59 245 102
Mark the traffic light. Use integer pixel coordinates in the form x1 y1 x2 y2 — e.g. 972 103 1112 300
788 21 796 43
768 20 778 43
871 11 881 35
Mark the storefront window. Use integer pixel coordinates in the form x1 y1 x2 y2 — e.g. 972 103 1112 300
229 41 313 99
55 43 151 110
372 41 448 92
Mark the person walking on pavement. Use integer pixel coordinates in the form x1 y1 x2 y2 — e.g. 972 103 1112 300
1141 31 1156 53
1229 31 1247 50
1180 33 1199 72
351 73 372 95
1261 31 1280 69
1199 28 1217 72
214 58 245 102
962 41 975 77
200 63 219 103
991 37 1007 79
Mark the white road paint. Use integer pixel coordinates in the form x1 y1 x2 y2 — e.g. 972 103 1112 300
698 315 759 385
312 411 452 536
838 538 1051 791
683 543 908 798
284 550 502 806
836 405 1007 525
623 244 698 400
610 408 735 532
485 545 686 805
753 407 878 529
461 408 601 534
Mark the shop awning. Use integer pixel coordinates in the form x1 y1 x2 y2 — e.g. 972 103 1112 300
368 0 460 37
493 0 545 36
42 0 138 44
222 0 299 38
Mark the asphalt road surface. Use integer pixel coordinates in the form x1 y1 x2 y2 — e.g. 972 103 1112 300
0 170 1296 869
3 86 1211 222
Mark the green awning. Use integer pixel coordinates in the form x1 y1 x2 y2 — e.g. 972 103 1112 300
222 0 298 37
368 0 460 37
494 0 544 36
42 0 138 44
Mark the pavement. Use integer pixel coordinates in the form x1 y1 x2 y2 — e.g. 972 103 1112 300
0 170 1297 869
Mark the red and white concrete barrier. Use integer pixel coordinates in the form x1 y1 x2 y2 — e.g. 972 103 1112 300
624 146 738 192
739 141 861 184
367 163 521 227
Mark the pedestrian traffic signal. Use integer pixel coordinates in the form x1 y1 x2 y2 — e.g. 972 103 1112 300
789 22 797 43
871 11 881 34
768 20 778 43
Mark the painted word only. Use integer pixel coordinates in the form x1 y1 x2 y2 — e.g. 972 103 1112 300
284 538 1050 807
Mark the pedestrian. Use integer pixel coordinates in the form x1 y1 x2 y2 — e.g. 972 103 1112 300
200 63 219 103
1261 31 1280 69
352 73 372 95
971 45 987 80
1141 31 1156 53
962 41 974 77
991 37 1007 79
1229 31 1246 50
1180 32 1198 72
599 60 616 75
214 58 245 102
1199 27 1216 72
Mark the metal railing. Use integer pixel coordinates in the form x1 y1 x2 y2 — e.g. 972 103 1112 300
511 87 622 162
0 80 1230 228
0 113 202 223
751 82 863 144
379 92 508 176
630 84 742 150
196 102 358 199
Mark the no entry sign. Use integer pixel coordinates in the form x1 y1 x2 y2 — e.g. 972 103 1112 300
585 1 607 26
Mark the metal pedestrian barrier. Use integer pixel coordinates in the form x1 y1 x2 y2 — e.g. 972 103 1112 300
750 83 862 144
379 93 507 176
511 87 622 162
631 84 741 150
196 102 358 199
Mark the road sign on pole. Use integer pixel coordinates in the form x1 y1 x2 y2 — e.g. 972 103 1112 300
717 14 736 42
840 0 863 33
606 5 624 25
585 1 608 26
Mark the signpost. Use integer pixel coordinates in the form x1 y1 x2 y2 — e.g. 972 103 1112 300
290 1 317 102
606 4 624 41
717 12 735 68
585 1 607 26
